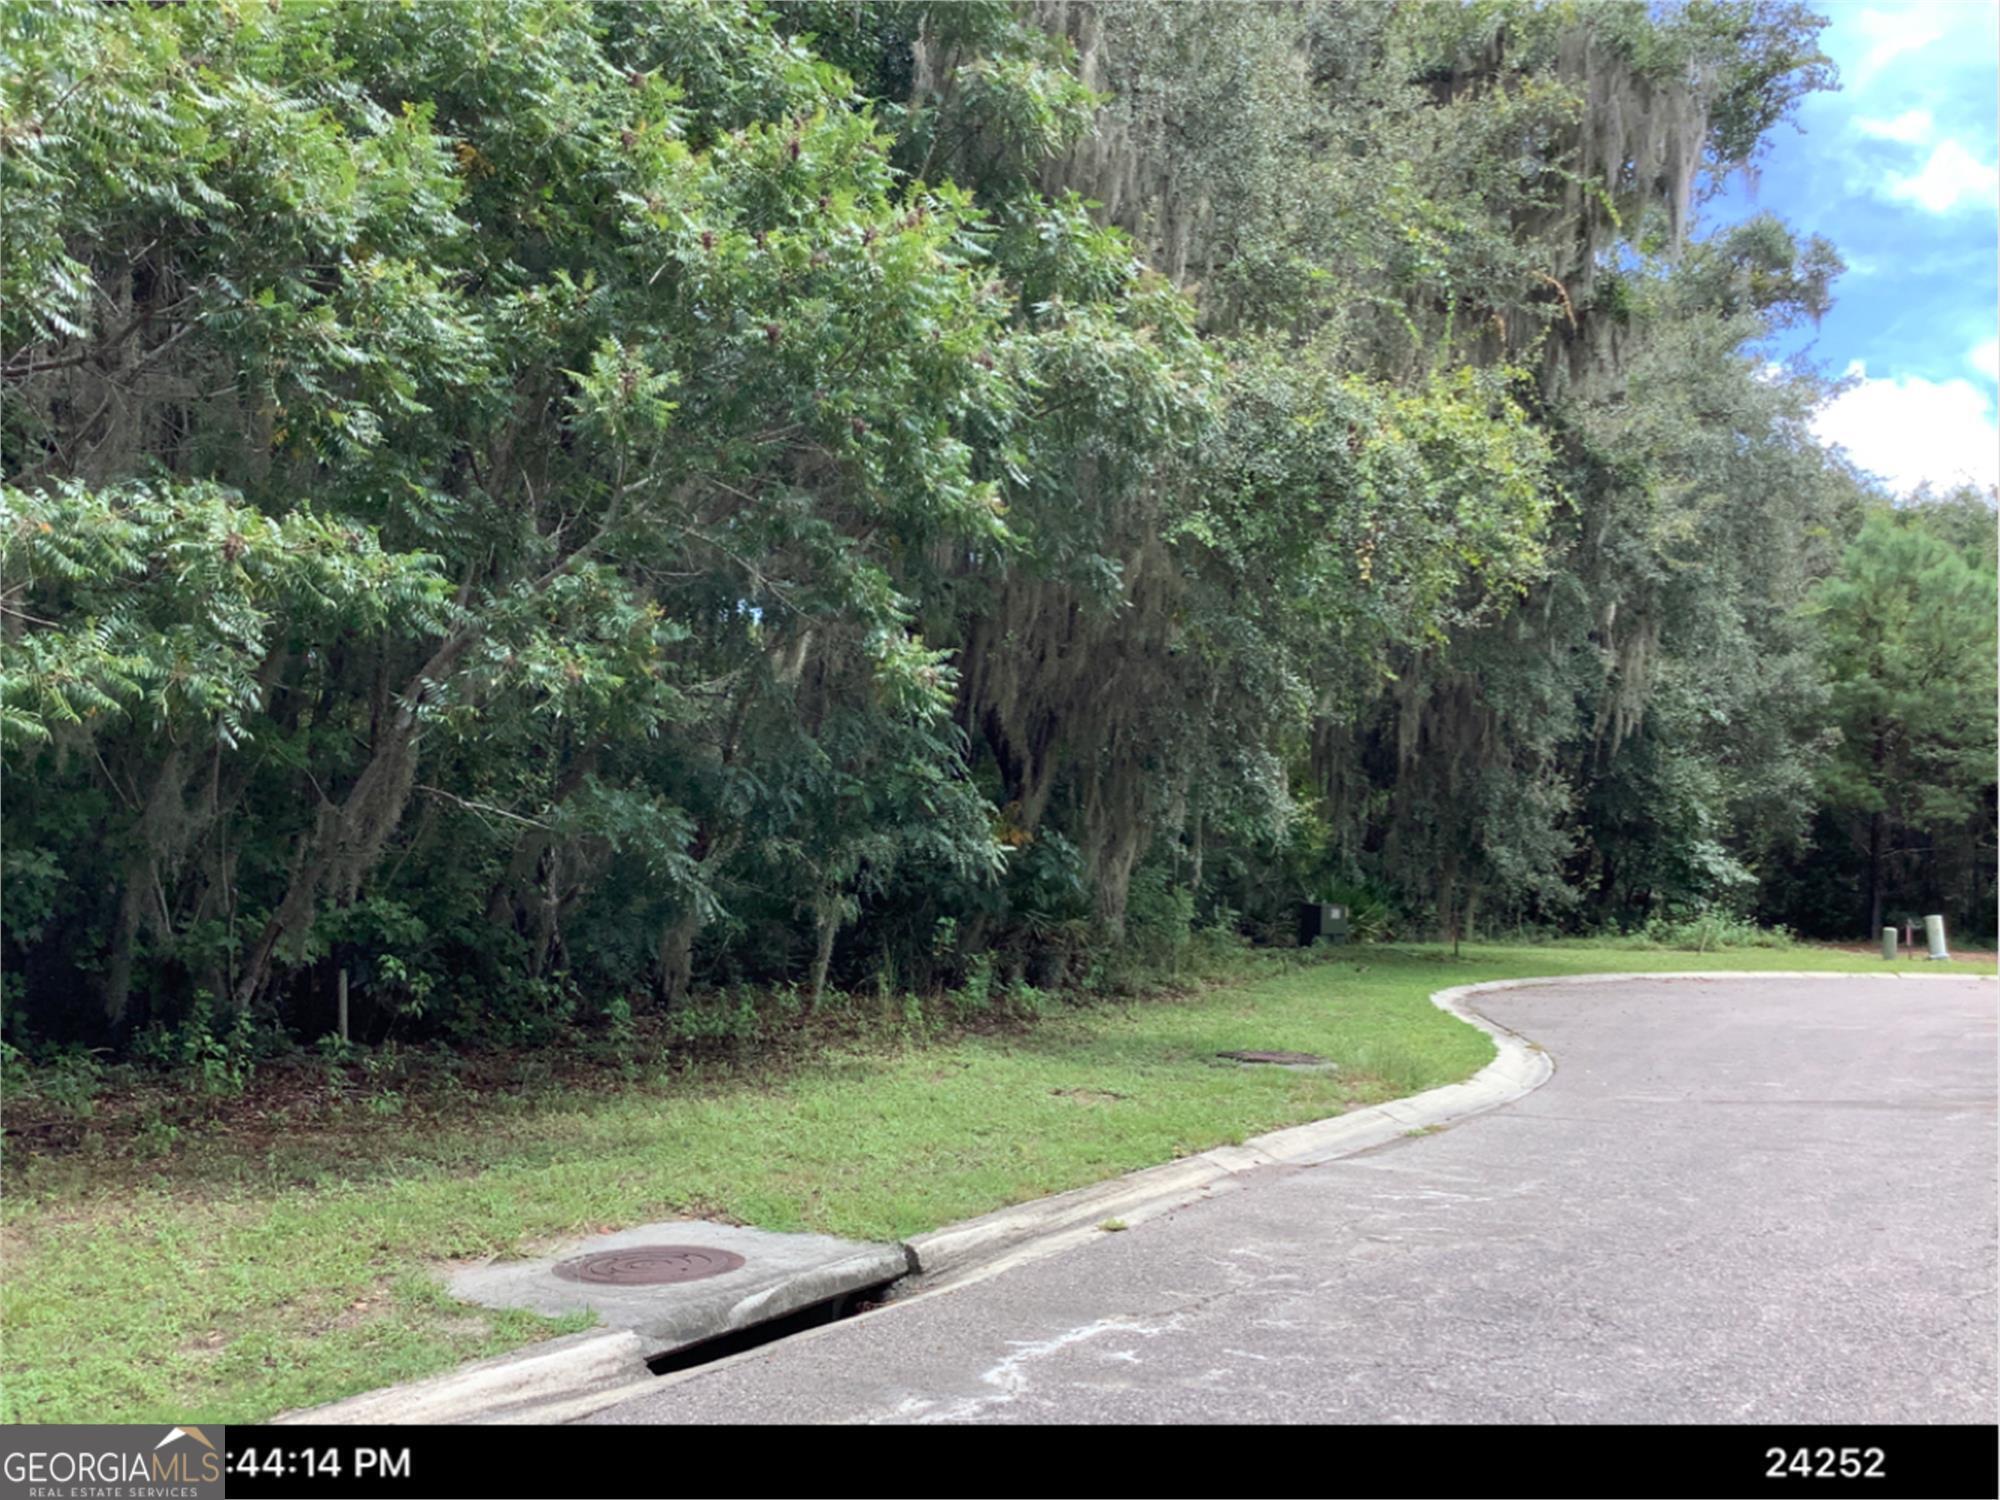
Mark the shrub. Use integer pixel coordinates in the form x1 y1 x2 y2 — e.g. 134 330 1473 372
129 993 274 1097
1630 908 1796 952
1 1038 106 1118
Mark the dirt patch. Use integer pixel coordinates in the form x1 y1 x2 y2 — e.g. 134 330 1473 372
176 1329 232 1360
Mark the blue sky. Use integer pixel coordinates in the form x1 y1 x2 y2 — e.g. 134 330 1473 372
1707 0 1998 496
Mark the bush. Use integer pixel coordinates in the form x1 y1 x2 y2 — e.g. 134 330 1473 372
1627 908 1796 953
948 952 996 1015
1123 864 1196 972
129 993 276 1097
665 985 764 1047
1 1037 107 1118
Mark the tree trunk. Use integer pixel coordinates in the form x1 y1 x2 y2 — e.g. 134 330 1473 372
656 910 701 1006
1083 769 1149 943
103 747 187 1027
233 628 476 1006
1867 809 1885 938
809 910 838 1005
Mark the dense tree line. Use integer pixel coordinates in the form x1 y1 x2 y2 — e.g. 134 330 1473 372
3 0 1992 1055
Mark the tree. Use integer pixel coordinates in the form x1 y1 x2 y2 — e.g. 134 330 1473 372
4 1 1983 1061
1808 510 1997 936
3 0 1020 1031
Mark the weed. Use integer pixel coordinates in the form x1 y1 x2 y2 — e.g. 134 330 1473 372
130 994 270 1098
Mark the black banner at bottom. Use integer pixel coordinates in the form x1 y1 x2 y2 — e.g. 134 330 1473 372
207 1423 1994 1499
4 1423 1992 1499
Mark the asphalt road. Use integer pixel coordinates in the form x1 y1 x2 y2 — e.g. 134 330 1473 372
585 975 1998 1425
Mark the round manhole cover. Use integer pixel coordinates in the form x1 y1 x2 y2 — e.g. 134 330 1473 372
552 1245 746 1286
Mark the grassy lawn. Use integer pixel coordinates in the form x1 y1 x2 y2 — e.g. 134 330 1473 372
2 942 1989 1424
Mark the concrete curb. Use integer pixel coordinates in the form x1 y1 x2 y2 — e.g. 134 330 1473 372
275 1329 656 1426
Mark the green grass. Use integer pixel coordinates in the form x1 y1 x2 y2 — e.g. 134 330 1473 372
2 942 1988 1424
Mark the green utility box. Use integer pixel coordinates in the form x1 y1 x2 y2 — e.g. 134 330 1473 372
1298 902 1349 947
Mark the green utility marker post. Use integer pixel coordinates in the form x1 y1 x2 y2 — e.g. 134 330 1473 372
1881 926 1898 961
1924 914 1950 961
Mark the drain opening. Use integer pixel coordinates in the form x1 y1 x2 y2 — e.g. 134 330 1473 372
553 1245 746 1286
644 1283 893 1376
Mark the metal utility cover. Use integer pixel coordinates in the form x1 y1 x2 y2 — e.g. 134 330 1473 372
1220 1048 1335 1067
553 1245 747 1286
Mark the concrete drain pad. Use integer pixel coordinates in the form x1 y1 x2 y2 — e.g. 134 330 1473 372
450 1221 911 1359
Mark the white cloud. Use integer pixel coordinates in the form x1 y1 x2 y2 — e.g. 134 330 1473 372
1848 5 1950 82
1856 107 1935 143
1814 363 2000 495
1974 337 2000 384
1886 139 2000 213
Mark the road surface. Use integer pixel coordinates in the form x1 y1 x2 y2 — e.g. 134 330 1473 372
585 975 1997 1424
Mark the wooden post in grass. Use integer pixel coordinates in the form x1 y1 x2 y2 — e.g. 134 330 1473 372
1881 926 1898 961
337 967 350 1043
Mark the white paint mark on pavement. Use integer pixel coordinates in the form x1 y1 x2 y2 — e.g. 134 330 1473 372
886 1315 1181 1423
